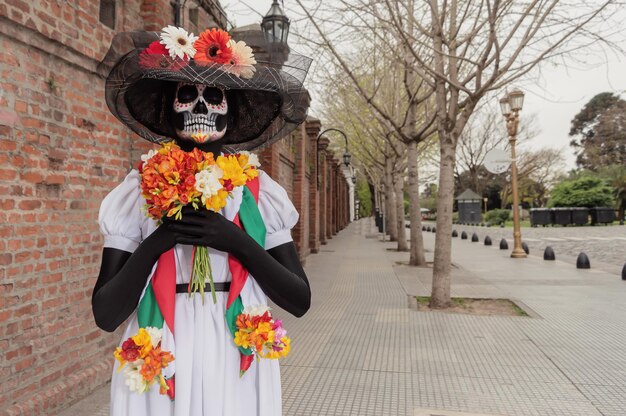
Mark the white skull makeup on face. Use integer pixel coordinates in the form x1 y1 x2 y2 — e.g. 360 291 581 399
173 83 228 143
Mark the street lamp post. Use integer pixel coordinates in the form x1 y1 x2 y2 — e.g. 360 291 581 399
261 0 290 44
500 89 527 259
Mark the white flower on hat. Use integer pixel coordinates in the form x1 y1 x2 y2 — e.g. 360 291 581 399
226 40 257 79
160 26 199 60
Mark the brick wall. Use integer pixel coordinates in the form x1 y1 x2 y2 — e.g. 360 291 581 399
0 1 224 415
0 1 352 413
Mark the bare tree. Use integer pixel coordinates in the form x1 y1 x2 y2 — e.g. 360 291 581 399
293 0 622 307
499 147 566 208
293 0 436 265
455 103 540 197
410 0 620 307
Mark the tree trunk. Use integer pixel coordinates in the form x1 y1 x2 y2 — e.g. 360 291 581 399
431 136 456 308
407 141 426 265
394 171 408 251
384 155 397 241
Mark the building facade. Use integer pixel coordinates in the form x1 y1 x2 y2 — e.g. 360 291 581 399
0 1 351 414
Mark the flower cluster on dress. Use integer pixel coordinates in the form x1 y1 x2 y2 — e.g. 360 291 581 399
234 305 291 370
139 26 257 79
139 142 260 219
114 327 175 397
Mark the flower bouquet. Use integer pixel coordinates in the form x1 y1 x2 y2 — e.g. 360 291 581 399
233 305 291 375
114 327 175 397
139 142 260 302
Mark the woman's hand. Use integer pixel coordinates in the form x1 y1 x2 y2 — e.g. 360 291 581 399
163 206 250 253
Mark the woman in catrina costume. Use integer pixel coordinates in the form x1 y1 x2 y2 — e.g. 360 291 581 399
92 26 312 416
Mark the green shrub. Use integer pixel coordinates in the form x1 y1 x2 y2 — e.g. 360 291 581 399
356 178 373 217
485 209 511 225
548 176 614 208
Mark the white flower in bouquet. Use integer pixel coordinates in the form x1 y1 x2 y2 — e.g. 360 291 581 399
195 165 224 203
243 304 271 317
124 362 148 394
145 326 162 347
239 151 260 169
247 153 260 168
141 149 158 169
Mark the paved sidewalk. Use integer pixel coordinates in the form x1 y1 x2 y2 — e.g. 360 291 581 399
57 220 626 415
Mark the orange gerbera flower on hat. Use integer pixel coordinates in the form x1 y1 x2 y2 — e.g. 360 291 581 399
194 28 233 65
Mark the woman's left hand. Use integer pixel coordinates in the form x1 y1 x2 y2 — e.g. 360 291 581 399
163 206 250 253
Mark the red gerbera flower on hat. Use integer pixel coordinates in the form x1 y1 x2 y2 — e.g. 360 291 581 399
194 28 233 65
139 41 188 70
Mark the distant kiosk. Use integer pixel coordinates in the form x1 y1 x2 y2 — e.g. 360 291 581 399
456 189 482 224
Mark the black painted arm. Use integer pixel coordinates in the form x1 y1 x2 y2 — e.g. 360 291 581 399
91 227 174 332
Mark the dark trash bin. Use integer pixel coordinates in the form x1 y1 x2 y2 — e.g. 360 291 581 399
590 207 615 225
530 208 551 227
551 208 572 226
570 207 589 226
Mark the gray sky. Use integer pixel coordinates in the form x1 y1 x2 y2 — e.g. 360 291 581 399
222 1 626 170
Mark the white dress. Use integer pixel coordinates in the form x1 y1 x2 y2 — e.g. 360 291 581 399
98 169 298 416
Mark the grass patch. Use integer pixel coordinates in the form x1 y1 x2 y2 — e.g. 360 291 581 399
413 296 529 317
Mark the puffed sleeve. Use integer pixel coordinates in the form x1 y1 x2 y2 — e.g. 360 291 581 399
257 171 299 250
98 170 144 253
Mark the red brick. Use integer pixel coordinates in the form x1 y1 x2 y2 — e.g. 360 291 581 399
0 253 12 265
45 174 65 185
18 199 42 210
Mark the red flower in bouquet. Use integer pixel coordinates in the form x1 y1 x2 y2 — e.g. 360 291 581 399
119 338 141 361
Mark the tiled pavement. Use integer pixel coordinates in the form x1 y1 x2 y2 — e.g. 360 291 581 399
57 219 626 415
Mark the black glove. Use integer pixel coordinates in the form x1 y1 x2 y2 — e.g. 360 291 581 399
162 206 251 254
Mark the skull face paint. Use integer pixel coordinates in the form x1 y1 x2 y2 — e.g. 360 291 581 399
173 83 228 143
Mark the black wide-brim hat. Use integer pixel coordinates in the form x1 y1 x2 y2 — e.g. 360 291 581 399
98 30 311 152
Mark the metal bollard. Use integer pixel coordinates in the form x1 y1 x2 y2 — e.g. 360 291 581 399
484 236 492 246
452 230 458 237
576 252 590 269
471 233 479 242
543 246 555 261
499 239 508 250
461 231 468 240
